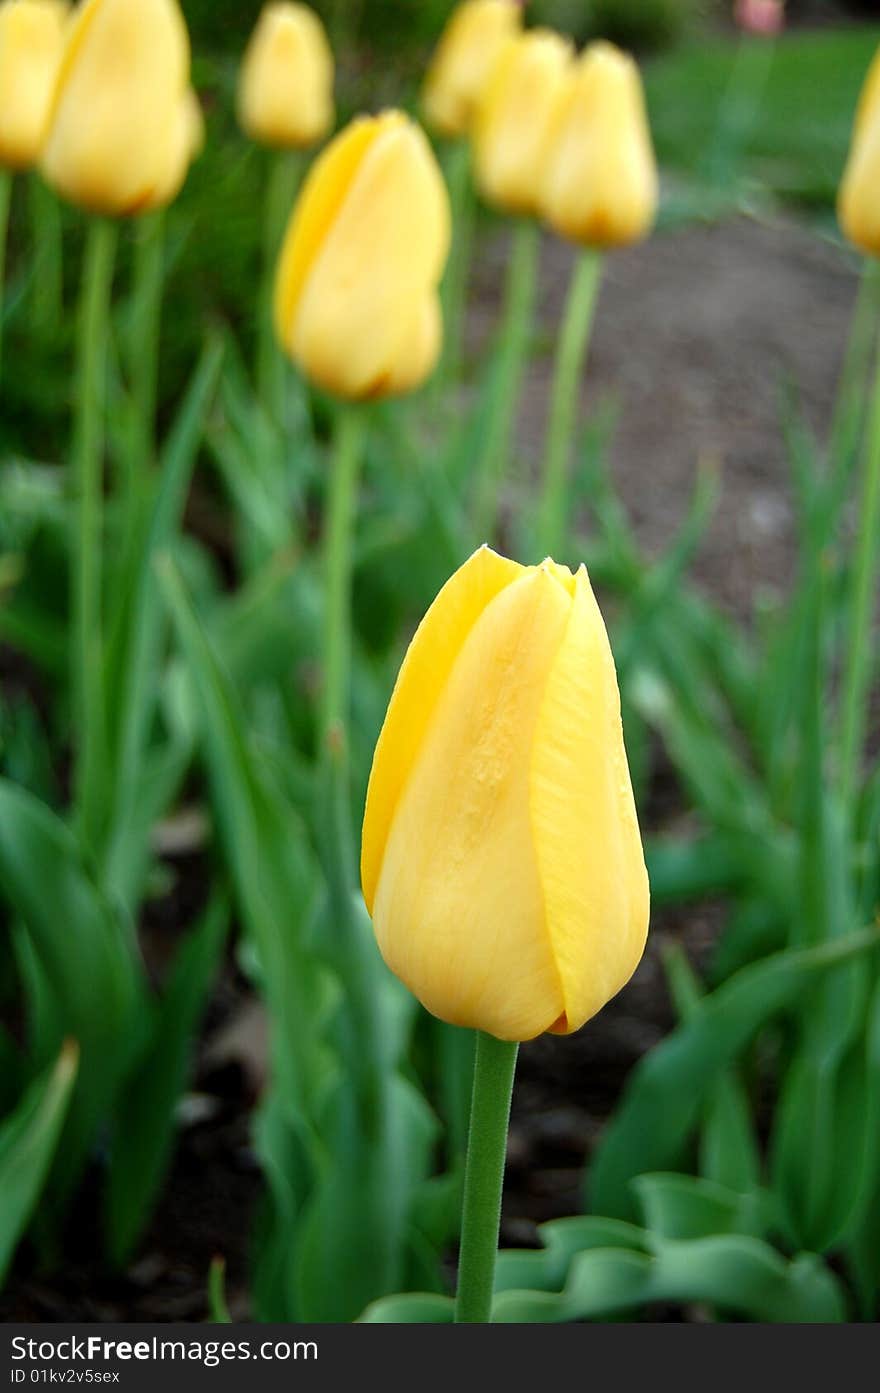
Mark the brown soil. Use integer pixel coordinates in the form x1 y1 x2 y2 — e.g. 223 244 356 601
0 214 861 1322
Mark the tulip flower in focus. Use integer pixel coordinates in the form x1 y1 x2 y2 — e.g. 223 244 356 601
41 0 201 216
422 0 522 141
733 0 784 37
839 50 880 258
0 0 67 171
238 3 334 150
472 28 572 217
274 111 450 400
541 41 657 250
361 546 650 1043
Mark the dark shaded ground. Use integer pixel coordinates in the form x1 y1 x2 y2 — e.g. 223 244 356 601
1 214 861 1321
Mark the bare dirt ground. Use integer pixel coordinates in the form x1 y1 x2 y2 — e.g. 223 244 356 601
1 214 863 1320
472 213 860 614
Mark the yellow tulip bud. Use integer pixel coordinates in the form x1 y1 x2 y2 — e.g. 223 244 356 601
0 0 67 171
541 42 658 249
361 547 650 1043
41 0 199 217
422 0 522 141
274 111 450 400
237 2 334 150
853 45 880 143
472 28 573 218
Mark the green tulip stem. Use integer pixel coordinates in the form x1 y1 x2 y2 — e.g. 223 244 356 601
454 1031 519 1323
440 138 475 390
73 217 117 852
840 276 880 809
29 175 64 337
475 217 540 544
129 209 165 480
258 149 302 422
321 405 365 749
536 248 603 561
0 169 11 385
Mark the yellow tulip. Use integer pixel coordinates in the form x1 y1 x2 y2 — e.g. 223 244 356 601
274 110 450 400
853 45 880 143
840 66 880 257
0 0 67 171
41 0 200 216
361 547 650 1043
237 2 334 150
541 41 658 249
472 28 573 218
422 0 522 141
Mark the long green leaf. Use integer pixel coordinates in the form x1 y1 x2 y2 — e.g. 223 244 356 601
0 1042 78 1284
105 893 229 1264
589 925 880 1220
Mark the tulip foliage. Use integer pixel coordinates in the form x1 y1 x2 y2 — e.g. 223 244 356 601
0 0 879 1327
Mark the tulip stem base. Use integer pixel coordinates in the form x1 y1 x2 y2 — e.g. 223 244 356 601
73 217 117 854
0 169 11 384
454 1031 519 1323
474 218 540 545
840 267 880 808
536 249 602 562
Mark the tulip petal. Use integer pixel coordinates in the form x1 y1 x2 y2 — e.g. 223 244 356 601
839 118 880 258
529 566 649 1034
422 0 522 140
287 112 451 397
473 28 572 217
42 0 192 216
361 545 522 912
274 115 380 350
371 565 575 1041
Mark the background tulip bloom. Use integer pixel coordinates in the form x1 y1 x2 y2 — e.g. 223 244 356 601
237 2 334 150
853 45 880 143
0 0 67 171
422 0 521 141
839 56 880 257
274 110 450 400
41 0 200 216
361 546 650 1043
472 28 572 217
541 42 658 250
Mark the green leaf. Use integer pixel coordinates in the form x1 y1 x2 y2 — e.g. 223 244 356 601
361 1220 845 1324
0 781 143 1199
103 336 224 905
0 1041 78 1284
105 893 230 1265
493 1237 845 1323
359 1292 454 1323
589 925 880 1220
208 1256 232 1324
634 1173 769 1243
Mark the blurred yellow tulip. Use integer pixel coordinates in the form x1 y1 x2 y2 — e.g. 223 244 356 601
41 0 200 216
238 2 334 150
361 546 650 1043
840 51 880 258
541 42 658 249
472 28 572 218
854 45 880 142
274 110 450 400
422 0 521 140
0 0 67 171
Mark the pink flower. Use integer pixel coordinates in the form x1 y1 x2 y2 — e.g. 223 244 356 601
734 0 785 35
